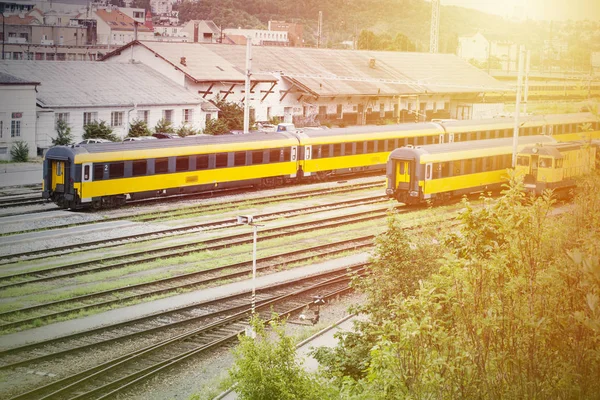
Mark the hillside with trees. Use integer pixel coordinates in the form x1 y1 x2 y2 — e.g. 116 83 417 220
176 0 600 70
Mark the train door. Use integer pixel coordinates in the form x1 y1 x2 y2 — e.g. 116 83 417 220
51 160 65 192
395 160 412 190
530 154 539 179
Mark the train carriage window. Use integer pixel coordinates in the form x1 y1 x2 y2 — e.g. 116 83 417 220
517 156 529 166
344 142 353 155
386 139 395 151
366 141 375 153
84 165 90 181
213 153 227 168
283 147 291 161
434 163 442 179
93 164 104 181
426 164 432 180
556 159 563 168
56 163 62 176
251 151 264 165
322 144 332 158
132 160 147 176
399 162 405 174
176 156 189 172
155 158 169 174
312 145 321 159
539 157 552 168
377 140 386 152
234 151 246 166
109 162 124 179
196 155 209 170
333 144 343 157
269 148 282 163
440 162 450 178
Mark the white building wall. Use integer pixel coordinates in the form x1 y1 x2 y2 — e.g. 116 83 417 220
0 85 37 161
47 104 206 142
104 48 187 87
223 28 288 45
457 32 489 62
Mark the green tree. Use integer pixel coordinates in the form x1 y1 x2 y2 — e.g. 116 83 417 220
127 119 151 137
10 141 29 162
213 98 253 132
154 118 175 134
203 118 230 135
357 30 378 50
176 124 198 137
52 119 74 146
83 120 119 142
228 315 336 400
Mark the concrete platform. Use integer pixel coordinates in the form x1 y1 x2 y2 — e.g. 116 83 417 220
0 253 370 351
0 163 42 188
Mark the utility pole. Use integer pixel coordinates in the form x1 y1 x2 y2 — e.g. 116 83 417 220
512 46 525 167
523 50 531 114
317 11 323 48
2 13 5 60
243 38 252 134
429 0 440 53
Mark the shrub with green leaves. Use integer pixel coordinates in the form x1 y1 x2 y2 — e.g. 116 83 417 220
10 141 29 162
83 121 119 142
203 118 229 135
52 119 74 146
154 118 175 134
228 315 337 400
127 119 151 137
176 124 198 137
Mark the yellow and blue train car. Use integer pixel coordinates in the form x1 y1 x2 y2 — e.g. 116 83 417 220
293 122 446 179
43 133 299 209
385 136 557 204
515 140 599 196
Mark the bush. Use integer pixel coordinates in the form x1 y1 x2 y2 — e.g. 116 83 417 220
228 315 337 400
203 118 230 135
10 141 29 162
176 124 198 137
127 119 151 137
52 119 74 146
83 120 119 142
154 118 175 134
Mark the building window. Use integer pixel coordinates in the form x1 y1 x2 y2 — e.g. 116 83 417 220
56 112 70 124
137 110 149 123
0 121 3 138
19 32 28 41
163 109 173 123
133 11 143 18
83 112 98 126
206 114 212 122
111 111 123 127
182 109 193 123
11 120 21 137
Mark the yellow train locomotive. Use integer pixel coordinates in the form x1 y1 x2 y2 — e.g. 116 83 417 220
385 136 557 204
515 140 599 196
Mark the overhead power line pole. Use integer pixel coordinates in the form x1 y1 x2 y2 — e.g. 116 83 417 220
429 0 440 53
317 11 323 48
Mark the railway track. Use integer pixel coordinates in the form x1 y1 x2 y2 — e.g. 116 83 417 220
4 267 363 400
0 192 388 263
1 179 385 237
0 203 394 290
0 194 46 209
0 236 374 330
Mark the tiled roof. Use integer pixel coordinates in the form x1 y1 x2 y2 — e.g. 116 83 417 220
0 71 39 85
95 9 151 31
0 14 37 25
0 61 206 108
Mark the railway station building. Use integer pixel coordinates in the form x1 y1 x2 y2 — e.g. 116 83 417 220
101 41 510 126
0 72 38 161
0 60 218 153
